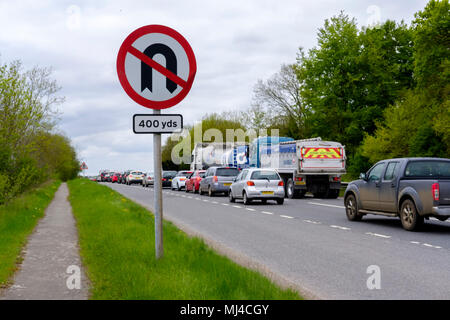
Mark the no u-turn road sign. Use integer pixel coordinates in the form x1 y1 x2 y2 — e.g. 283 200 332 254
116 25 196 260
116 24 197 109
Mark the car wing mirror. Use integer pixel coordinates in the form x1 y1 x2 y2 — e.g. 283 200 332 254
359 173 367 181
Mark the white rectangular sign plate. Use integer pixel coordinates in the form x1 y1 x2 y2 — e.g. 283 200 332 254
133 114 183 134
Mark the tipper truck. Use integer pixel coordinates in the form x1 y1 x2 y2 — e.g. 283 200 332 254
260 137 346 198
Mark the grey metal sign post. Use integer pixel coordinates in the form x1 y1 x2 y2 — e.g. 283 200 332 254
117 25 196 259
153 109 163 258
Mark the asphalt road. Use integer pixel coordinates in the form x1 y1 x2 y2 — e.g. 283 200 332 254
104 182 450 300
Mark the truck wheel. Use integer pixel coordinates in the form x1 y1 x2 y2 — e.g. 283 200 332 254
286 179 295 199
400 199 423 231
345 194 362 221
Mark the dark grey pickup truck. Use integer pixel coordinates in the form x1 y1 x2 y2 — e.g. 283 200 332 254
344 158 450 231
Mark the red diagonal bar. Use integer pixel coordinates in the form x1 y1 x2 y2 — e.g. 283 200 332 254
127 45 187 88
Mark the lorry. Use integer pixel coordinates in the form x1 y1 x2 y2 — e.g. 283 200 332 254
190 142 234 170
259 137 346 199
249 136 294 168
344 157 450 231
221 143 250 170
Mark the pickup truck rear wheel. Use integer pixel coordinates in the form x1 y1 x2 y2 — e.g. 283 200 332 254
400 199 423 231
345 194 362 221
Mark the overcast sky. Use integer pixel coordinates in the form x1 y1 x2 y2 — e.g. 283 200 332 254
0 0 429 175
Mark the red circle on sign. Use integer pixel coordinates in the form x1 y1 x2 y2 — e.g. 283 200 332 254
116 25 197 109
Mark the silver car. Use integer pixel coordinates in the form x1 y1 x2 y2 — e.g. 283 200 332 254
229 168 285 204
142 172 154 187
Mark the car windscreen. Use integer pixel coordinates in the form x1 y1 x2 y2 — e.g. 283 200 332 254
163 172 177 177
198 172 206 178
216 168 240 176
250 170 280 180
131 171 143 175
404 161 450 178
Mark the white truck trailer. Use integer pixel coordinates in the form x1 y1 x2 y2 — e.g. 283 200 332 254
259 137 346 198
190 142 235 171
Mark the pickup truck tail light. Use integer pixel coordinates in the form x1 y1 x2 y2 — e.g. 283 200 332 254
432 183 439 201
247 181 255 186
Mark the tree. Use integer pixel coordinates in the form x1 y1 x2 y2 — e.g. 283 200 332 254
362 0 450 162
253 63 309 138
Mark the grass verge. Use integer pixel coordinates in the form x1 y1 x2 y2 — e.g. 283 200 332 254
0 180 61 287
67 179 301 300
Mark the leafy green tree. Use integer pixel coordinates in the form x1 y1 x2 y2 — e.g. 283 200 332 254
362 0 449 163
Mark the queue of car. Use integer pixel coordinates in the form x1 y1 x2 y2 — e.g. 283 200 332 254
93 157 450 231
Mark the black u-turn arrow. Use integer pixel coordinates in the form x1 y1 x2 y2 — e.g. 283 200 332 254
141 43 177 93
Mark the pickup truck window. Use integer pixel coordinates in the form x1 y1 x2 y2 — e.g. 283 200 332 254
368 163 385 182
405 161 450 178
384 162 399 181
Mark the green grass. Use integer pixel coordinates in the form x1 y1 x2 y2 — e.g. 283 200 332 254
67 179 301 300
0 180 61 287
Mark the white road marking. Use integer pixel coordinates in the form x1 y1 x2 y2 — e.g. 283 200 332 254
222 203 230 206
202 199 209 202
423 243 442 249
303 219 321 225
245 208 256 212
187 196 193 199
410 241 420 244
330 225 351 231
233 205 242 209
211 201 218 204
262 211 273 215
280 215 294 219
308 202 345 209
365 232 391 239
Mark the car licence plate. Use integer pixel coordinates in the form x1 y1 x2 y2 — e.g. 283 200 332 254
295 181 305 185
223 183 232 186
261 191 274 195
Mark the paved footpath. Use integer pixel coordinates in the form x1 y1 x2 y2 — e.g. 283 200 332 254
0 183 89 300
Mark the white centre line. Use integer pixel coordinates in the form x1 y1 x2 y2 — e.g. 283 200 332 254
365 232 391 239
202 199 209 202
211 201 218 204
423 243 442 249
410 241 420 244
261 211 273 215
222 203 229 206
330 225 351 231
308 202 345 209
232 205 242 209
280 215 294 219
303 219 321 224
246 208 256 212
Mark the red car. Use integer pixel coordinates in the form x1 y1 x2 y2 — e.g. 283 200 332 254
111 172 121 183
185 170 206 193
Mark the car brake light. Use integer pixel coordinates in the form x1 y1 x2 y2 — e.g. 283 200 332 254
432 183 439 201
295 177 303 181
278 181 284 186
247 181 255 186
162 178 166 181
213 176 218 182
333 177 341 181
